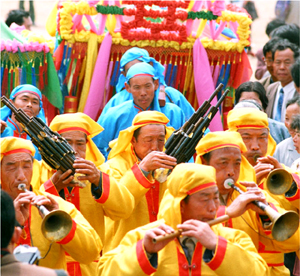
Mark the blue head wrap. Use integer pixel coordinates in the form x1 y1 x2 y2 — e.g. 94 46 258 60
125 62 158 84
116 47 166 92
1 84 46 123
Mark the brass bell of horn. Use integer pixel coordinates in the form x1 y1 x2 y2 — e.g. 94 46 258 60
18 184 73 242
266 168 294 195
41 209 73 242
264 206 299 242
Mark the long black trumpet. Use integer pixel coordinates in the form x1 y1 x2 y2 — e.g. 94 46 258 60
153 84 230 183
1 95 76 174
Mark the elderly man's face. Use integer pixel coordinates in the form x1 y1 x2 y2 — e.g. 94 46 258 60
10 92 40 118
180 186 219 223
125 76 159 110
238 128 269 166
1 153 33 199
285 103 300 136
202 148 241 195
131 124 165 160
293 130 300 154
61 131 87 159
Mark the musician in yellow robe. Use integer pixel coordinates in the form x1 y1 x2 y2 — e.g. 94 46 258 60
98 163 269 276
0 137 101 270
227 108 300 212
102 111 177 253
39 112 134 276
195 131 300 276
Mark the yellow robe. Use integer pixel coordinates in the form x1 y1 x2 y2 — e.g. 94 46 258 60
102 147 168 253
17 190 101 270
40 162 134 276
217 184 300 276
98 219 269 276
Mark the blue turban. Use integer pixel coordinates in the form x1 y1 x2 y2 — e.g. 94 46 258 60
125 62 158 84
1 84 46 123
116 47 165 92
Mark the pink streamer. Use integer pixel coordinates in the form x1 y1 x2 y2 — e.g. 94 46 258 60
213 21 226 40
213 64 220 87
193 38 223 131
229 21 238 37
98 14 107 35
85 15 97 34
72 15 83 32
84 32 113 120
209 20 215 40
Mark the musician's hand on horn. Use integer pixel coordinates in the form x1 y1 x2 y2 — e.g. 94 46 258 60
177 220 217 251
14 191 35 226
51 169 75 192
226 185 267 217
144 224 175 254
254 156 283 184
31 194 59 213
73 158 101 185
139 151 177 172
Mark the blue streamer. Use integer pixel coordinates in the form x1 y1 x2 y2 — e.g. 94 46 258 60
21 66 27 84
31 66 36 86
165 63 172 86
1 65 4 88
170 64 178 87
222 63 231 88
110 60 119 86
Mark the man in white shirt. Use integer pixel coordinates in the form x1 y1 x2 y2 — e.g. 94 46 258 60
266 40 299 122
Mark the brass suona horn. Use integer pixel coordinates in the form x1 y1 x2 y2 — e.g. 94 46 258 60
266 168 294 195
18 184 73 242
224 179 299 242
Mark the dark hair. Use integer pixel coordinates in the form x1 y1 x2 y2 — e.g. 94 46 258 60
272 39 300 60
235 81 269 110
286 95 300 108
291 57 300 88
270 23 300 47
266 19 286 37
263 37 281 57
5 9 30 27
1 190 16 248
133 127 141 140
291 114 300 132
202 152 212 164
183 194 190 203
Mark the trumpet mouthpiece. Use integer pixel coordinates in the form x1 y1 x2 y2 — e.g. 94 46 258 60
224 179 234 189
18 183 26 191
253 154 261 163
